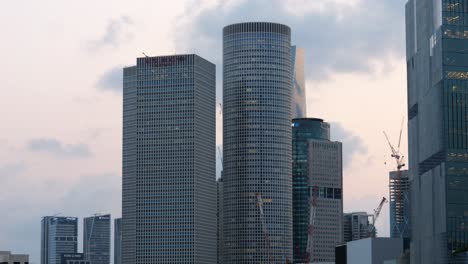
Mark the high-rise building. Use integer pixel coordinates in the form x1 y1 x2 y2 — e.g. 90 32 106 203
122 54 217 263
389 170 410 239
41 216 78 264
83 214 110 264
61 253 90 264
343 212 373 243
114 218 121 264
405 0 468 262
223 22 293 263
292 118 343 263
291 46 307 118
0 251 29 264
217 176 223 263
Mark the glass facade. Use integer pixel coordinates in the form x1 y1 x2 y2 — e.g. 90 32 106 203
291 46 307 118
122 54 217 263
223 22 293 263
83 214 110 264
406 0 468 262
292 118 343 263
41 216 78 264
114 218 121 264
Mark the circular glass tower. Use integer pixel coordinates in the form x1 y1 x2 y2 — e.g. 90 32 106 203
223 22 293 263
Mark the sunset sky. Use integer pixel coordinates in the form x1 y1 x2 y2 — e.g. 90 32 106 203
0 0 408 262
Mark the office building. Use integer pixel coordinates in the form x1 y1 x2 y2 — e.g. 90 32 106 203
114 218 122 264
343 212 373 242
346 237 403 264
389 170 410 239
291 46 307 118
406 0 468 262
292 118 343 263
122 54 217 263
223 22 293 263
217 176 223 263
61 253 90 264
41 216 78 264
83 214 110 264
0 251 29 264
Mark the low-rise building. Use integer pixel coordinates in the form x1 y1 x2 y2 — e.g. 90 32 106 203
0 251 29 264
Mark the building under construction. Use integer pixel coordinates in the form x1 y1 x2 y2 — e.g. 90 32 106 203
389 170 410 239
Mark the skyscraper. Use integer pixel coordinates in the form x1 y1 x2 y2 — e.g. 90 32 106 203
389 170 410 239
291 118 343 263
114 218 121 264
343 212 373 243
406 0 468 262
41 216 78 264
291 46 307 118
217 176 223 263
83 214 110 264
223 22 293 263
122 54 217 263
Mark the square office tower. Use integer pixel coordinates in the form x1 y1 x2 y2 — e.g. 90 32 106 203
83 214 110 264
41 216 78 264
122 54 217 263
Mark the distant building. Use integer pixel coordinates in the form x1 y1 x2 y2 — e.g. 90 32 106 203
83 214 110 264
343 212 373 242
41 216 78 264
291 46 307 118
61 253 90 264
0 251 29 264
122 54 217 263
346 237 403 264
114 218 122 264
217 176 223 263
389 170 410 239
292 118 343 263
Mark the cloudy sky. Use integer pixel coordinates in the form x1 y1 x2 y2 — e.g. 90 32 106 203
0 0 408 262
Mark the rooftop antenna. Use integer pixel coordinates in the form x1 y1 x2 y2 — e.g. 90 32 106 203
142 52 149 58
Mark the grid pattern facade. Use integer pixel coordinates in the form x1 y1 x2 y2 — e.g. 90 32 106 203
0 251 29 264
83 215 110 264
41 217 78 264
291 46 306 118
406 0 468 262
122 54 216 264
308 139 343 263
222 22 293 263
114 218 121 264
343 212 372 243
291 118 330 263
389 170 410 239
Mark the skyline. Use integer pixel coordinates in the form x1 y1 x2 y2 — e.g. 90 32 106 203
0 0 407 263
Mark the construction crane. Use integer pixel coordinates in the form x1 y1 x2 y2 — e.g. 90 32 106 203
256 193 274 263
369 197 388 237
306 186 318 263
383 117 406 171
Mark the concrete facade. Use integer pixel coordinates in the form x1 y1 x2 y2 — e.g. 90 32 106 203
122 54 217 263
347 238 403 264
0 251 29 264
308 139 343 262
